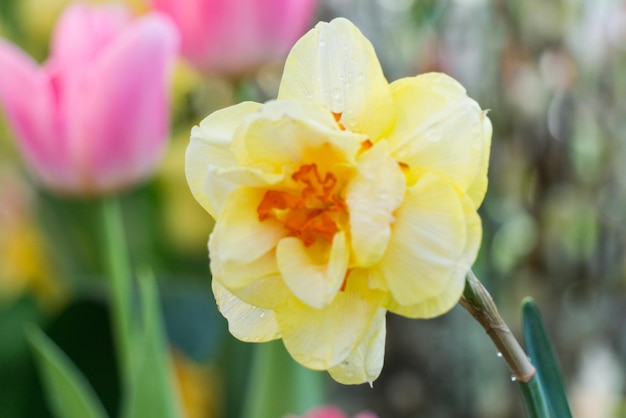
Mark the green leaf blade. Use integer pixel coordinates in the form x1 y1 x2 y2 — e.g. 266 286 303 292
27 327 109 418
242 340 325 418
517 376 551 418
123 271 182 418
523 297 572 418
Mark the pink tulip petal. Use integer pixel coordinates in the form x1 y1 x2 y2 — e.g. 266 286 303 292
50 3 131 74
148 0 219 66
0 39 73 189
66 13 179 192
149 0 316 73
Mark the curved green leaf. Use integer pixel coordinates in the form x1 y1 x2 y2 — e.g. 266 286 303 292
27 327 108 418
523 297 572 418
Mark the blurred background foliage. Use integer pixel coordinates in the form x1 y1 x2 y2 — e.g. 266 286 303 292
1 0 626 417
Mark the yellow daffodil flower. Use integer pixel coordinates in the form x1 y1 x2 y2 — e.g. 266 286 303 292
186 18 491 385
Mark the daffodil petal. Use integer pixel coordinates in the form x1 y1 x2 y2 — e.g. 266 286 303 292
277 18 395 140
384 263 465 319
186 101 262 217
387 73 491 207
377 172 467 311
385 188 481 318
201 165 284 219
466 115 492 207
232 100 363 174
346 141 406 267
210 244 279 291
328 308 386 385
212 280 280 342
275 269 385 370
227 274 290 310
276 232 349 309
209 187 284 266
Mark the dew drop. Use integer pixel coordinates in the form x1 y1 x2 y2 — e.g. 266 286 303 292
425 129 441 143
259 312 266 318
511 376 517 382
497 352 503 358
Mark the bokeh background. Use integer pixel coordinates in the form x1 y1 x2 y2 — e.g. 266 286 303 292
1 0 626 417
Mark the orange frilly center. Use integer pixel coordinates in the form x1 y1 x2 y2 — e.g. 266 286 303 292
257 164 346 247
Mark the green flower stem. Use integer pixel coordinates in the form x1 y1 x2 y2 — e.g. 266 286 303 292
101 197 134 388
459 271 536 383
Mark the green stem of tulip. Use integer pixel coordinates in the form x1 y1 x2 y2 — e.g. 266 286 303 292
459 270 536 383
101 197 134 389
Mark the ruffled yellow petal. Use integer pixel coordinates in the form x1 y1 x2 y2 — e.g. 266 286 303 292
231 100 364 174
465 115 492 207
387 73 491 207
328 308 386 385
275 269 385 370
226 274 290 310
346 141 406 267
386 189 482 318
212 280 280 343
209 188 284 267
276 232 349 309
186 101 262 218
277 18 396 141
376 172 467 311
384 263 466 319
209 247 278 292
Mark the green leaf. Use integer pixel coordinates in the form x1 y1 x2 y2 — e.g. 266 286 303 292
523 297 572 418
123 271 182 418
517 376 551 418
242 340 325 418
27 327 108 418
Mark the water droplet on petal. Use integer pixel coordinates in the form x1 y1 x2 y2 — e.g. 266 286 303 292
511 376 517 382
497 352 503 358
259 312 266 318
425 129 441 143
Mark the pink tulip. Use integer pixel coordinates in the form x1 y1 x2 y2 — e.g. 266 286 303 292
0 4 179 195
294 406 379 418
148 0 317 74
